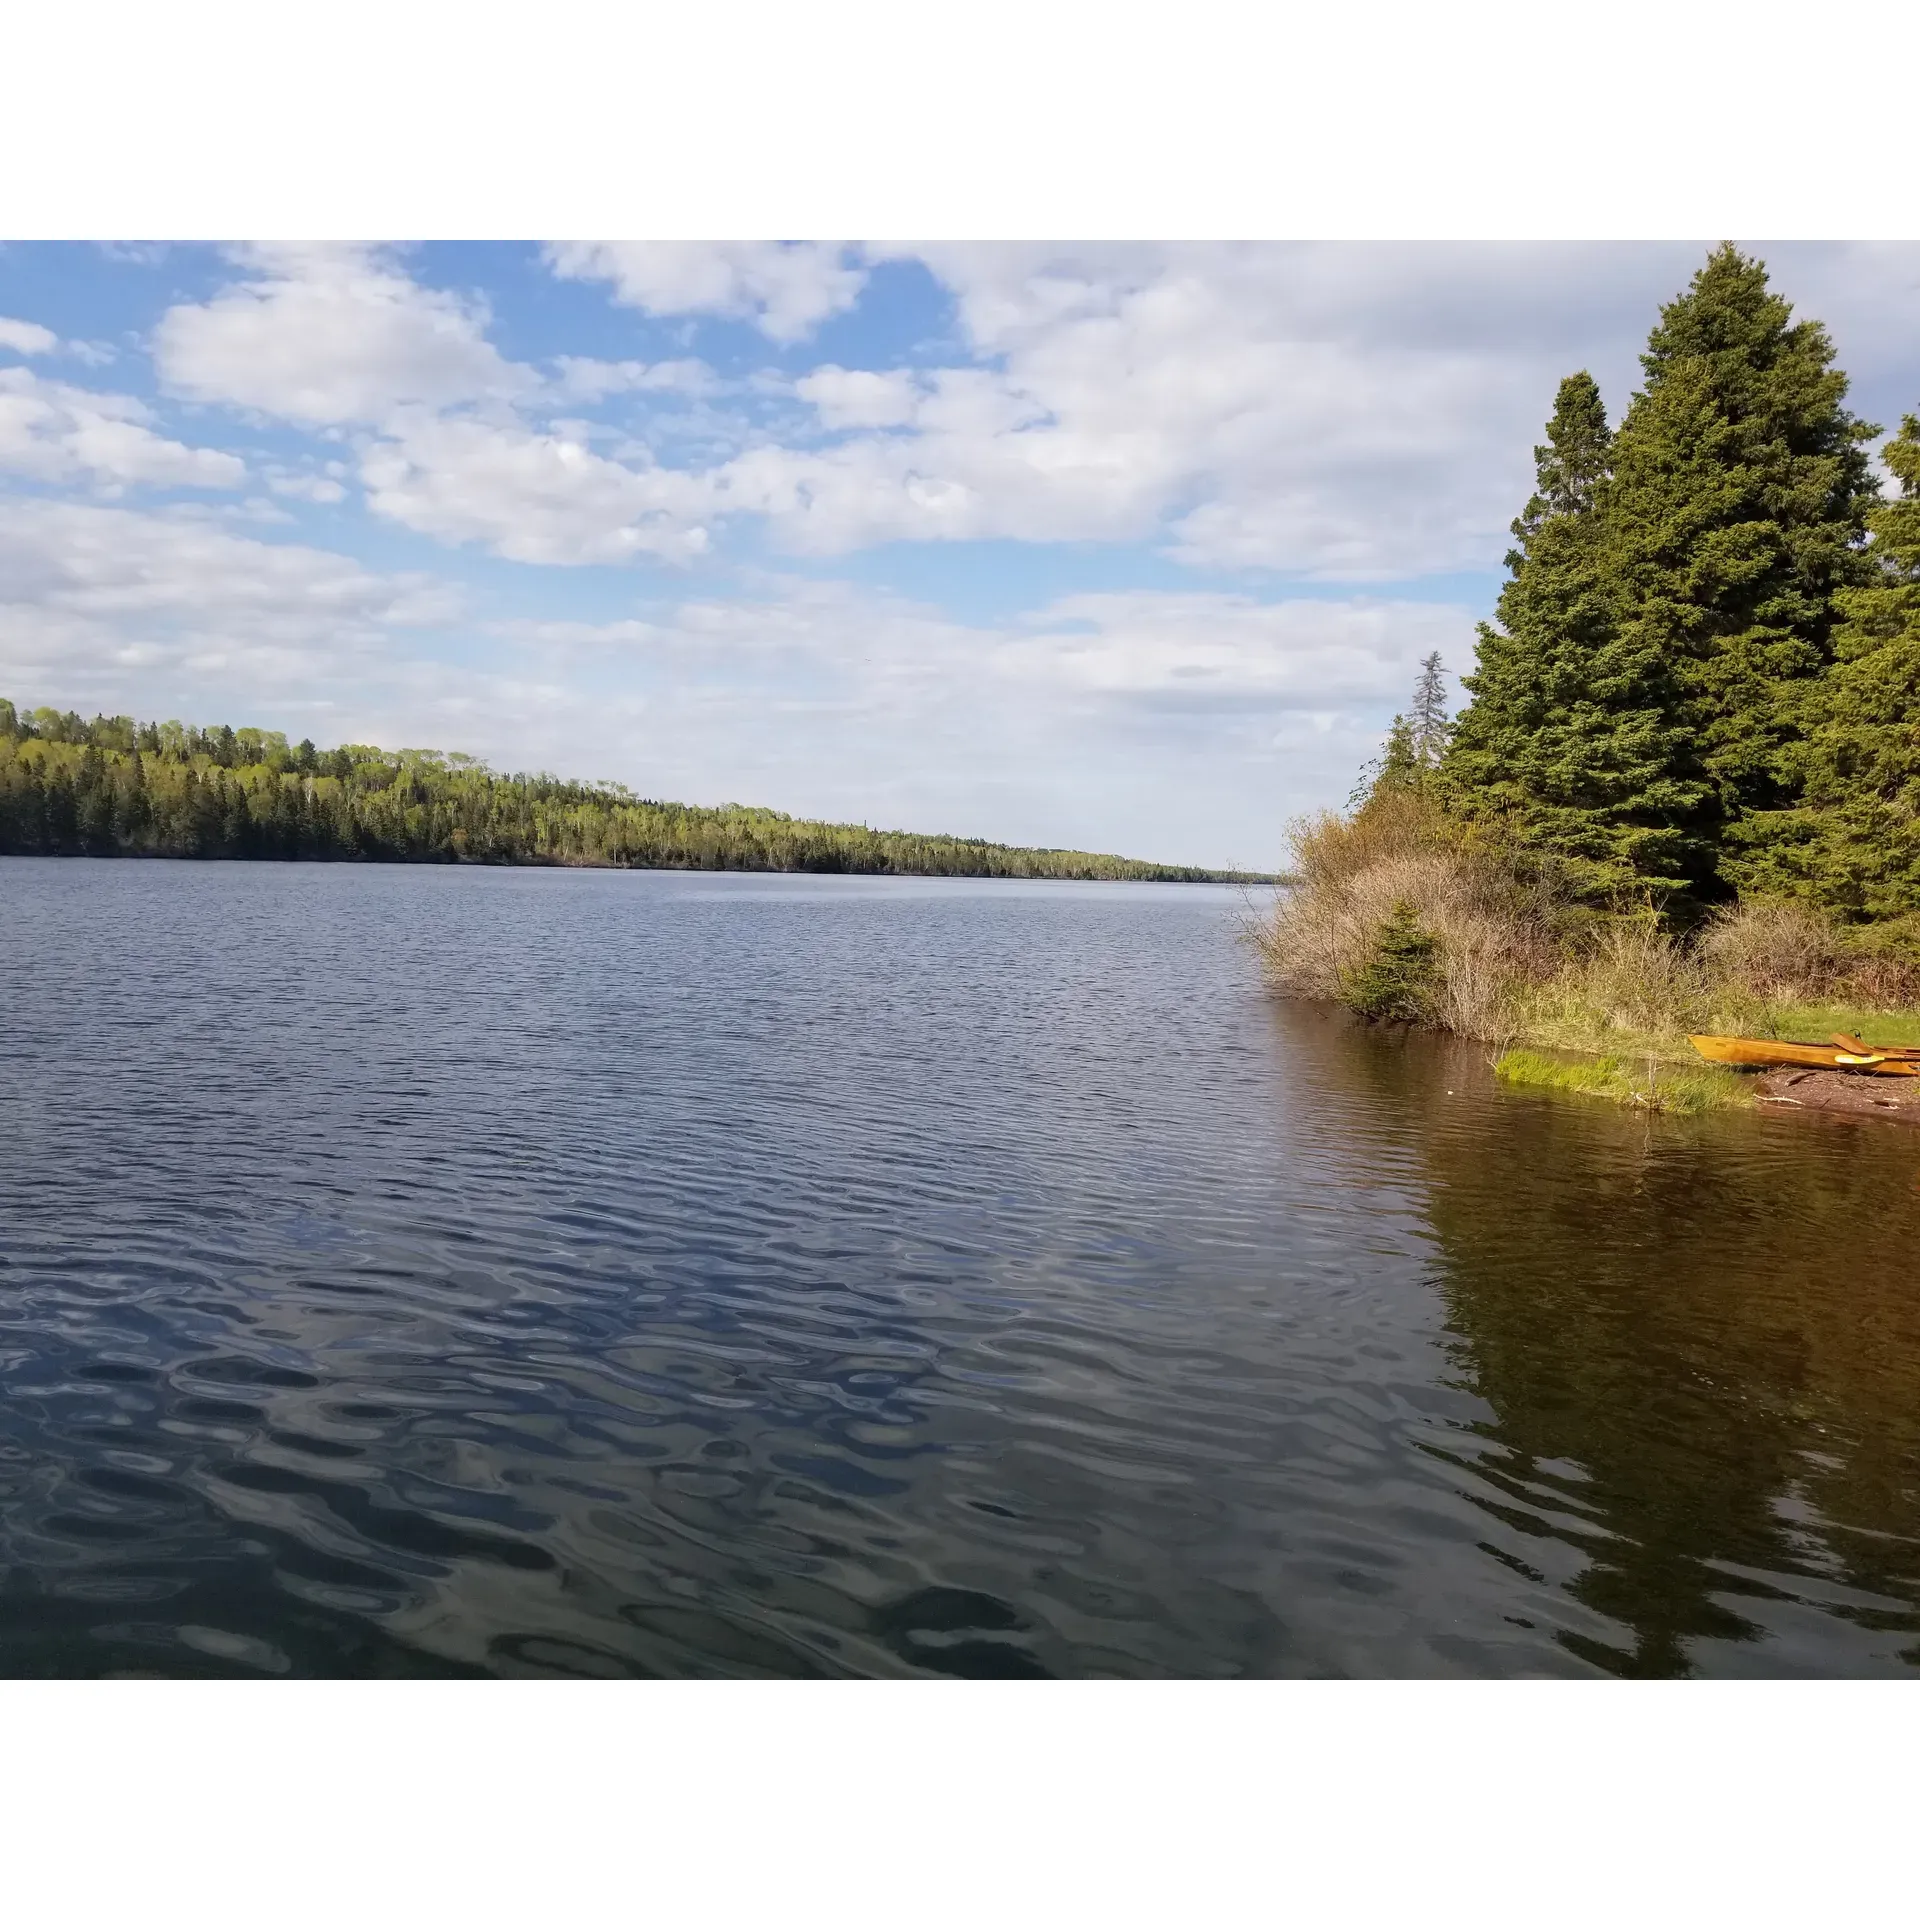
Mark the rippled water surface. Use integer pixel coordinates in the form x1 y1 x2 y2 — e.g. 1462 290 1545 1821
4 861 1919 1677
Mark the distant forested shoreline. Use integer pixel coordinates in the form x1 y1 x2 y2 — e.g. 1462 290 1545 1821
0 701 1242 882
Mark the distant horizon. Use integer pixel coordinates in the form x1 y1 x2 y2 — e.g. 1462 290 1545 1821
4 241 1919 870
1 697 1274 878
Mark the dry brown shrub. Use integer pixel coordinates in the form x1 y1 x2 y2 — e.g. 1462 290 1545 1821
1697 899 1844 1002
1842 955 1920 1009
1563 915 1707 1037
1257 799 1556 1040
1258 802 1920 1048
1829 918 1920 1009
1282 788 1449 888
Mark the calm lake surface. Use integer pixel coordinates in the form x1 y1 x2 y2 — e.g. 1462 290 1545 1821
4 861 1918 1678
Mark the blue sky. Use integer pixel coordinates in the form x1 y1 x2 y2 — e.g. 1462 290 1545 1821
3 240 1919 868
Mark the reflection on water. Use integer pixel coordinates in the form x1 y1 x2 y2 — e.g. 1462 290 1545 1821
1 861 1916 1676
1305 1011 1920 1676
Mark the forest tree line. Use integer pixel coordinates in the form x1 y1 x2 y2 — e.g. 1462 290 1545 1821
1373 244 1920 929
0 704 1232 882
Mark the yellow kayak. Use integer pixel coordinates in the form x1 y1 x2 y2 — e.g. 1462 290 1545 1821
1688 1033 1920 1076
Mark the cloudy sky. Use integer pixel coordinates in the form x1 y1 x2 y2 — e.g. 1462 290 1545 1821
4 240 1919 868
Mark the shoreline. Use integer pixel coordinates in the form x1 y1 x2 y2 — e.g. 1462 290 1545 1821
1487 1035 1920 1125
1752 1067 1920 1126
0 844 1265 885
1252 796 1920 1126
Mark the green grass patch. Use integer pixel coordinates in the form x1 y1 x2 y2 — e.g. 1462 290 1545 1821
1493 1048 1752 1114
1509 996 1920 1069
1742 1004 1920 1049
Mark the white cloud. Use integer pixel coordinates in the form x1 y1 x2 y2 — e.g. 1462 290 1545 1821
359 412 713 564
724 246 1566 572
98 240 1920 587
487 579 1473 864
0 499 452 638
552 356 719 401
265 470 348 504
998 592 1461 703
0 367 245 492
154 243 531 426
868 241 1920 575
339 239 1578 569
546 241 866 343
151 250 731 563
494 617 664 649
795 365 922 430
0 316 59 356
0 497 463 733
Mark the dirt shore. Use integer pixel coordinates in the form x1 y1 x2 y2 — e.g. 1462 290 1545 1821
1754 1068 1920 1126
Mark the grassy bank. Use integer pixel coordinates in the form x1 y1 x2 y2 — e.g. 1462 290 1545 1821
1253 793 1920 1107
1491 1048 1753 1114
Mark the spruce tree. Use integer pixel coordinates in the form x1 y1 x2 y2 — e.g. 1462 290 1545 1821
74 744 114 852
1443 372 1698 897
1353 656 1447 807
1772 414 1920 920
1408 651 1450 770
1341 902 1440 1023
1603 244 1878 898
1378 713 1419 789
1350 714 1414 808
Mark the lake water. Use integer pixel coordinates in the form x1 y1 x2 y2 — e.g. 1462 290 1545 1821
3 860 1918 1678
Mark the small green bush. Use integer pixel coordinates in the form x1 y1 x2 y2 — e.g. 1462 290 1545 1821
1340 901 1440 1023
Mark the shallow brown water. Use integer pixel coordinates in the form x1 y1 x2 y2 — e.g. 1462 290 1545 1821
2 860 1917 1676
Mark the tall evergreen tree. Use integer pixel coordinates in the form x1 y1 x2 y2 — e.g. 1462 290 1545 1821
1603 244 1878 897
1443 372 1698 897
1407 651 1451 770
1770 413 1920 919
1352 655 1448 807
